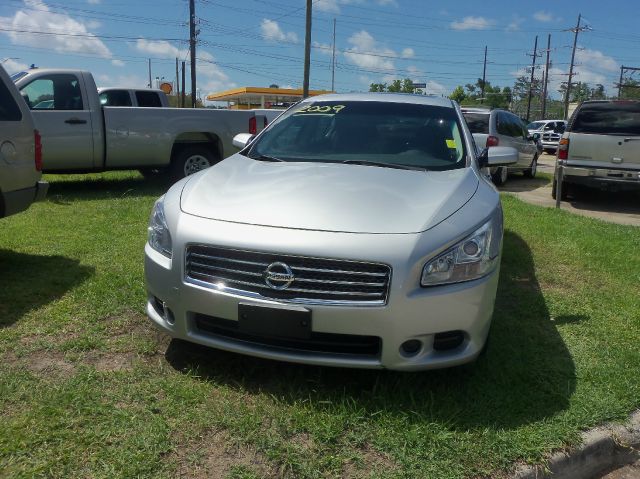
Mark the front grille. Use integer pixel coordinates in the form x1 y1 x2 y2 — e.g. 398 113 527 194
193 313 382 358
542 132 561 142
185 245 391 305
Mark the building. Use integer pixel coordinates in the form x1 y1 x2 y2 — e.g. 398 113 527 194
205 86 333 109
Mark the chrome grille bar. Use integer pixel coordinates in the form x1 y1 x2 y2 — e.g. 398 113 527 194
185 245 391 305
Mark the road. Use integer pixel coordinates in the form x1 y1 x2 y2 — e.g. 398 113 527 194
499 153 640 227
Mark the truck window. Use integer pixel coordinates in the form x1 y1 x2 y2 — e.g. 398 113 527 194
100 90 132 107
21 74 84 111
135 91 162 107
0 79 22 121
572 102 640 136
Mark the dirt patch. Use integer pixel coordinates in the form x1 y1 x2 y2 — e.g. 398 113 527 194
84 351 138 372
170 428 275 478
342 444 397 478
7 350 78 379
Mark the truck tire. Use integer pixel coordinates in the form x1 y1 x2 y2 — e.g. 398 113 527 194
524 155 537 178
491 166 508 186
170 145 218 181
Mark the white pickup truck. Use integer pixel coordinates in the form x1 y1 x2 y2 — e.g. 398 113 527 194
12 69 263 179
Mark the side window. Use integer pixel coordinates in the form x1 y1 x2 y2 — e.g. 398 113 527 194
21 74 84 110
100 90 132 107
135 91 162 107
544 122 554 131
496 113 510 136
0 79 22 121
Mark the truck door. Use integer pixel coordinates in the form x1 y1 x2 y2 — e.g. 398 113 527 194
19 73 94 170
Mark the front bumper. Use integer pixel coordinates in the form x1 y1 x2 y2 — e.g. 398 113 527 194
557 162 640 190
144 221 500 371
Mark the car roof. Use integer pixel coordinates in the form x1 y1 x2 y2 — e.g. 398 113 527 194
98 87 165 94
301 92 455 108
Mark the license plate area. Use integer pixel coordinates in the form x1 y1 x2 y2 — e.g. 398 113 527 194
238 303 311 339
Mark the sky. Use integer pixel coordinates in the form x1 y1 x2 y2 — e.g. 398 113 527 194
1 0 640 104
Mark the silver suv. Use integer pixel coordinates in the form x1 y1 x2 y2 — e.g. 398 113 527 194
0 65 47 218
462 108 539 185
554 100 640 199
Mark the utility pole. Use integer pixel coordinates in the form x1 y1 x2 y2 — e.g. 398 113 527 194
189 0 197 107
618 66 624 99
147 58 152 89
564 14 589 120
526 35 538 122
331 18 336 92
541 34 551 119
480 45 487 105
181 61 186 108
302 0 312 98
175 58 179 98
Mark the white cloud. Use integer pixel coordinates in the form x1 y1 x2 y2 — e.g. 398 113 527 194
575 48 618 73
315 0 341 13
506 15 524 32
343 30 395 71
111 59 125 67
376 0 398 6
135 40 232 94
87 0 100 3
135 39 185 58
313 41 333 55
260 19 298 43
0 0 112 58
533 11 554 22
450 16 493 31
2 58 28 74
401 48 414 59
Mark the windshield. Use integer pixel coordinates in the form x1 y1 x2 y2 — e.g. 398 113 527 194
527 121 545 130
247 100 467 171
572 102 640 136
462 112 490 134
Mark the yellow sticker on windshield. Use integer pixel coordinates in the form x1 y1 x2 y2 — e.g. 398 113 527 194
446 139 457 149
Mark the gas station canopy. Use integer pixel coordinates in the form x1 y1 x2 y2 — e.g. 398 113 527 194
205 86 333 109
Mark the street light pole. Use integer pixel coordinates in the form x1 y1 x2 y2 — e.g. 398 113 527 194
302 0 312 98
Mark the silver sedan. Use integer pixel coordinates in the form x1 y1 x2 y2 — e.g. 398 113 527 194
144 93 517 370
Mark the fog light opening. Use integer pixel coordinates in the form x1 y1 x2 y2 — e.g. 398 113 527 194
400 339 422 357
433 331 465 351
163 305 175 325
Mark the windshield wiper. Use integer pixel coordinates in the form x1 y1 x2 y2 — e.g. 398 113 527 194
340 160 427 171
249 154 285 162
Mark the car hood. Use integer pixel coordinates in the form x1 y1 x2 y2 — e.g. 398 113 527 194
180 154 479 234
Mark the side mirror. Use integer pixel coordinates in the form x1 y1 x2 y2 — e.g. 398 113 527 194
233 133 254 150
480 146 518 167
527 133 540 142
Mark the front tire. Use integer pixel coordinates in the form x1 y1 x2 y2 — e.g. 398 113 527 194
170 145 218 181
524 155 537 178
491 166 508 186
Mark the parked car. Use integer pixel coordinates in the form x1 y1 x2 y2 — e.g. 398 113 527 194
461 107 539 185
13 68 264 180
144 93 519 371
0 64 47 219
98 87 169 107
527 119 566 154
553 100 640 199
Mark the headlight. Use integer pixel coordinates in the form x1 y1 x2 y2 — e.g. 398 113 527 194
148 197 172 258
421 214 501 286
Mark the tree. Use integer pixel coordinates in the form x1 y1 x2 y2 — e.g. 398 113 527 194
620 79 640 100
558 81 591 103
449 85 466 103
370 78 421 94
269 84 279 89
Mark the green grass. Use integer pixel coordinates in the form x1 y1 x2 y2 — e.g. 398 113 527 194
1 171 639 478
